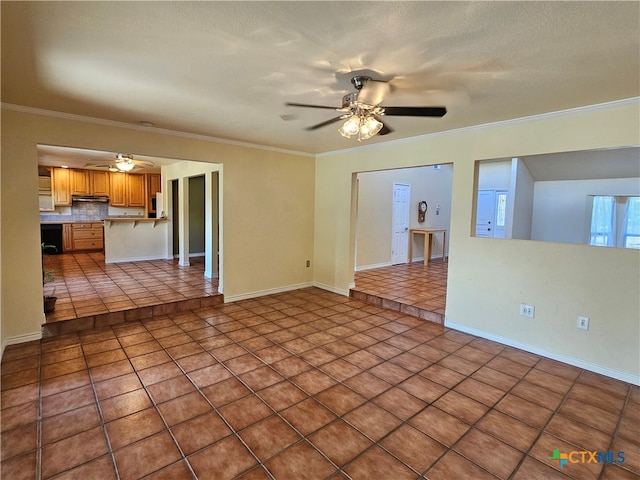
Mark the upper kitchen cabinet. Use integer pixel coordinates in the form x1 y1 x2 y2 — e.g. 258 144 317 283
109 172 127 206
38 167 54 211
127 173 146 207
52 167 71 206
110 172 145 207
147 174 162 217
91 171 110 196
71 169 110 196
70 169 91 195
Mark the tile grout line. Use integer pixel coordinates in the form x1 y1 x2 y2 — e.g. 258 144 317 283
82 339 122 480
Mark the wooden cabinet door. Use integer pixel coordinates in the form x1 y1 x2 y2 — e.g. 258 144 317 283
109 172 127 206
149 174 161 196
91 171 110 196
147 174 161 216
52 168 71 206
62 224 74 252
70 169 91 195
127 173 146 207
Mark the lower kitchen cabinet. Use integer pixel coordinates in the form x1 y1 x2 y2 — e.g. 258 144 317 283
63 223 104 252
62 224 74 251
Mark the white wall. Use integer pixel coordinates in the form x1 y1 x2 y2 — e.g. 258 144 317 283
531 177 640 244
104 221 170 263
477 160 511 190
509 158 534 240
356 165 452 269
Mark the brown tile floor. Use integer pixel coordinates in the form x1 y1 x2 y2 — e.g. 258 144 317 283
44 253 219 322
2 287 638 479
352 260 447 323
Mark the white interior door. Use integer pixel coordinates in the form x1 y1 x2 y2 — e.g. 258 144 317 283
476 190 495 237
391 183 411 264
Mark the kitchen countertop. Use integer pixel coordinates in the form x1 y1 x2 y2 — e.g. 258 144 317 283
40 220 105 224
104 217 168 227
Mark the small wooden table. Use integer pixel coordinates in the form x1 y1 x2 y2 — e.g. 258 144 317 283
408 228 447 265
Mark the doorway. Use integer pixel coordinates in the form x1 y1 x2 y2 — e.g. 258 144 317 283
476 189 508 238
391 183 411 264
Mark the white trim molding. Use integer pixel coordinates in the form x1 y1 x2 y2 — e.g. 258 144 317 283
105 254 171 264
313 282 351 297
2 331 43 358
445 321 640 386
224 282 314 303
355 262 392 272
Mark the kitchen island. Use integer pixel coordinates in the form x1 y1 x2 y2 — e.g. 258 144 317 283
103 216 170 263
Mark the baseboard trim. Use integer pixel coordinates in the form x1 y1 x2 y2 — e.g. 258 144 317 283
445 321 640 386
105 255 169 264
355 262 392 272
1 331 43 358
313 282 350 297
224 282 314 303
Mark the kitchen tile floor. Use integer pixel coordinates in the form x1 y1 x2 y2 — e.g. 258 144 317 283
43 253 219 323
2 287 638 479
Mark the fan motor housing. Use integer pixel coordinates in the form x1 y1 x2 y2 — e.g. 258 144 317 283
341 92 359 109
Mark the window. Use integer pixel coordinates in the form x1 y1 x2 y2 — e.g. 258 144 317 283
623 197 640 249
496 193 507 228
589 195 640 249
590 196 615 246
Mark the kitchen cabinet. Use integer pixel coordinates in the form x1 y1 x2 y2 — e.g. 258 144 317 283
109 172 127 206
110 172 145 207
63 222 103 251
71 169 110 196
71 169 91 195
91 171 110 196
62 223 73 251
39 170 54 212
127 174 146 207
52 168 72 206
147 174 161 217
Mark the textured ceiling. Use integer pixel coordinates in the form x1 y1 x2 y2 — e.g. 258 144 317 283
2 1 639 154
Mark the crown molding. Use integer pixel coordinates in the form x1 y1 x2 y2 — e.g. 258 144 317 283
0 102 314 158
318 97 640 157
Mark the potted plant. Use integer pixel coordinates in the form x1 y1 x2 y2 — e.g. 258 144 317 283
42 243 57 312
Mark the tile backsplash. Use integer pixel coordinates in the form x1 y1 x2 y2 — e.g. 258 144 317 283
40 201 110 222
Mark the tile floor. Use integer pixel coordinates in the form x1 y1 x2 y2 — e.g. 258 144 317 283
2 287 638 479
352 261 447 324
43 253 219 323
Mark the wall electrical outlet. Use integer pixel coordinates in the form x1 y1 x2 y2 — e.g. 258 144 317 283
519 304 535 318
306 260 310 268
577 316 590 331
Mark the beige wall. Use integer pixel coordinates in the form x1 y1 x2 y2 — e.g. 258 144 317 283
1 108 315 346
313 100 640 382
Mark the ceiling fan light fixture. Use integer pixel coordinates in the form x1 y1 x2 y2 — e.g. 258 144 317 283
115 153 135 172
338 112 383 141
360 115 383 139
338 115 360 138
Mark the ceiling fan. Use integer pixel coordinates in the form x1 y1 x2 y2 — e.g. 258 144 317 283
286 76 447 142
85 153 155 172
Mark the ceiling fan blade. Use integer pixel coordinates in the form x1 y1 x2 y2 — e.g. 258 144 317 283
382 106 447 117
372 115 393 136
305 116 344 131
286 102 338 110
